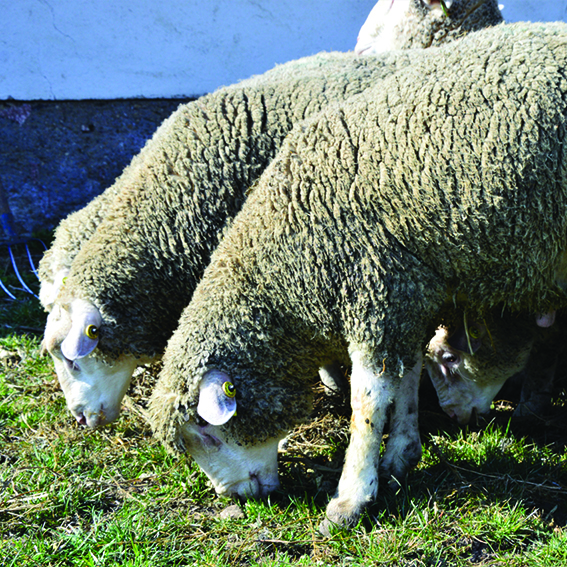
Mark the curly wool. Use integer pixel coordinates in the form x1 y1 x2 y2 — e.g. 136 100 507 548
149 21 567 449
40 1 503 310
52 49 428 360
37 183 122 309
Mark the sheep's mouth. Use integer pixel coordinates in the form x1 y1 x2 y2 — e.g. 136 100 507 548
188 418 222 449
74 404 108 428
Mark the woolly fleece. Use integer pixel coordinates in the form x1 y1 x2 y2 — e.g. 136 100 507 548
149 22 567 450
52 50 424 361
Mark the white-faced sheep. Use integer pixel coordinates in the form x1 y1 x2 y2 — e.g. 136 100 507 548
147 22 567 531
424 307 537 424
42 49 425 428
426 307 567 423
355 0 503 55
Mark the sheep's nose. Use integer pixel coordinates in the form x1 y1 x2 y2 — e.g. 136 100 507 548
75 412 87 426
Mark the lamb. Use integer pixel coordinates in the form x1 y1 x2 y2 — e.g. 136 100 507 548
355 0 503 55
147 22 567 531
42 49 426 428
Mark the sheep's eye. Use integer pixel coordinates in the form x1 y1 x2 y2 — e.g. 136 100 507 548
222 381 236 398
85 325 99 340
442 352 458 365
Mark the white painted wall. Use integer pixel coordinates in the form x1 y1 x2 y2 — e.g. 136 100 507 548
2 1 567 101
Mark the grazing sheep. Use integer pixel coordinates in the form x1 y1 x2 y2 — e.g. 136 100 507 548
426 307 567 423
424 307 536 424
355 0 503 55
42 49 427 428
148 22 567 531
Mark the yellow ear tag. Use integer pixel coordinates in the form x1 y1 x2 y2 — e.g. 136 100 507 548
222 381 236 398
85 325 99 340
469 327 479 339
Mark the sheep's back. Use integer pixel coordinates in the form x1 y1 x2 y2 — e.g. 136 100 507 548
215 22 567 341
56 49 419 358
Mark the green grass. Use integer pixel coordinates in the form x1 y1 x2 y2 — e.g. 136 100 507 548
1 295 567 566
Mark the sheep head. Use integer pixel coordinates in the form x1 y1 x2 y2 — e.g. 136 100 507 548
169 369 282 499
424 313 534 424
180 421 282 499
355 0 502 55
43 297 138 427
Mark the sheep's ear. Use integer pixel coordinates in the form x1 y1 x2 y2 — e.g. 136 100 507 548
60 300 102 360
536 311 556 328
197 370 237 426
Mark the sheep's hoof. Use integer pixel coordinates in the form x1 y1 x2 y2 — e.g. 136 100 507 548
318 517 342 537
380 441 422 482
319 498 362 536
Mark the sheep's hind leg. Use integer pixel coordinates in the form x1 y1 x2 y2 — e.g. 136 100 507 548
380 354 423 483
320 350 394 534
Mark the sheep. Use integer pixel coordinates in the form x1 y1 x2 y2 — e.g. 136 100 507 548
424 307 537 424
40 0 504 422
42 48 428 428
355 0 503 55
425 307 567 423
147 21 567 531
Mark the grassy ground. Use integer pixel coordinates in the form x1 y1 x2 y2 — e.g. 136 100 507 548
1 266 567 566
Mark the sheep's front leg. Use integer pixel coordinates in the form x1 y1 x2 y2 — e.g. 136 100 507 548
321 350 394 533
380 353 423 482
